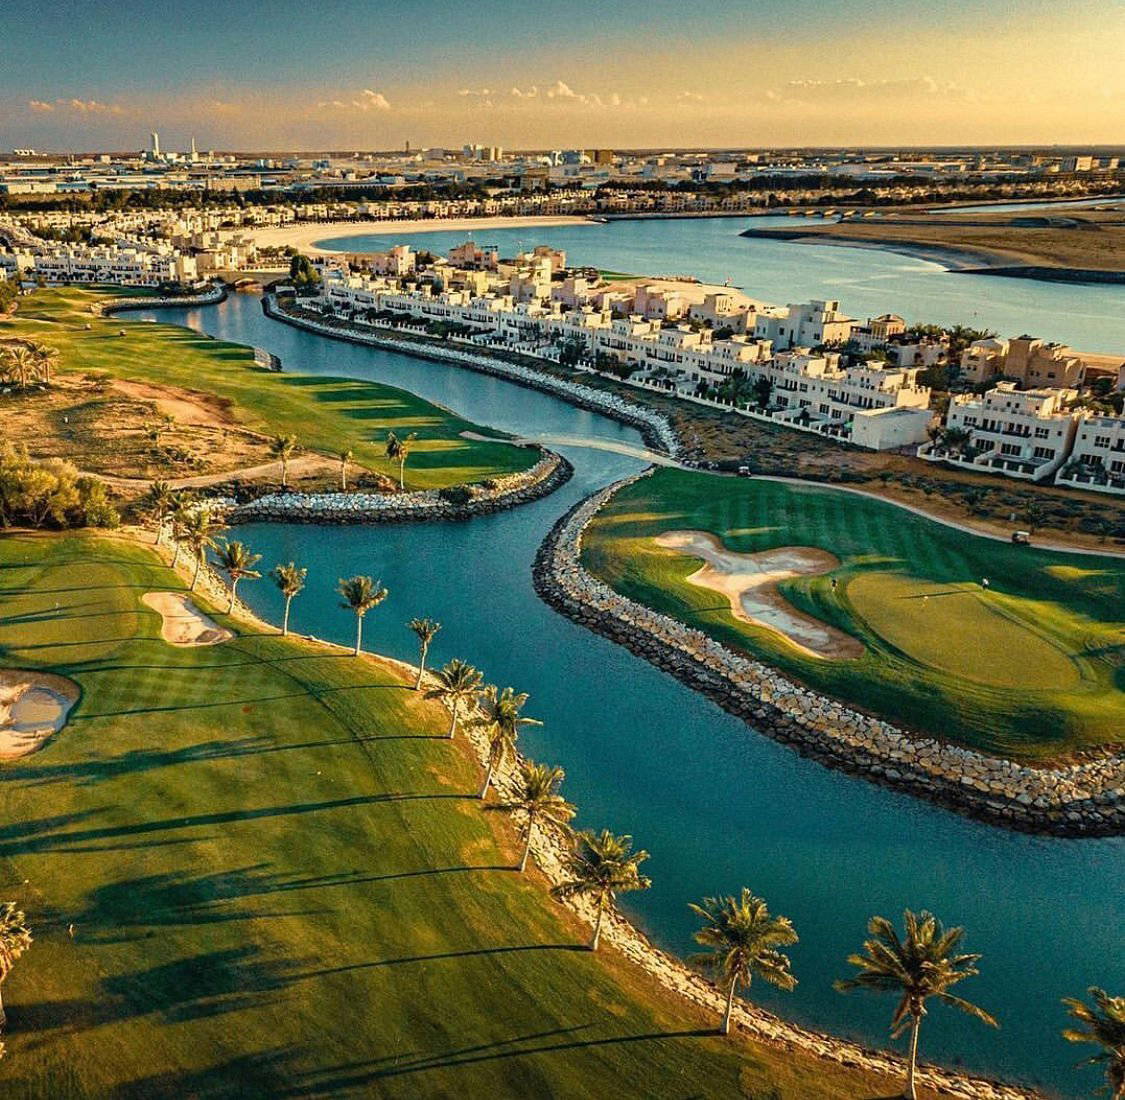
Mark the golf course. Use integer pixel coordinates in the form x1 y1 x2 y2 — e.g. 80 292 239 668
581 467 1125 760
0 529 915 1098
1 287 537 492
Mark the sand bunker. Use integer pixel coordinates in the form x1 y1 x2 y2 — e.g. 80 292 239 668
142 592 233 647
653 530 864 660
0 669 80 760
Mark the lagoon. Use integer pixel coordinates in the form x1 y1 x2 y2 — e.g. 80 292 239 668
317 213 1125 354
141 292 1124 1098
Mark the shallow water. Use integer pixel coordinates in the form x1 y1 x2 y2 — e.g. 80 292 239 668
138 291 1124 1097
316 213 1125 354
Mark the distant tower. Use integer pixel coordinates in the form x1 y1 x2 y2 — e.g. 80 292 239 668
150 131 161 158
190 135 198 162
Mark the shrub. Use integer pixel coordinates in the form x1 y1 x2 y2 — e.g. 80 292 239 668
0 444 119 529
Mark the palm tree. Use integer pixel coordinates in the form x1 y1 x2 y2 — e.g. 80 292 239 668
506 762 576 872
425 658 483 738
338 447 353 491
474 685 541 799
385 430 418 490
2 345 38 390
408 617 441 689
216 539 262 613
269 433 298 488
168 495 194 568
181 508 227 591
835 910 998 1100
143 480 174 544
552 829 650 951
0 900 32 1030
338 575 388 656
32 342 59 385
690 888 798 1035
270 562 307 635
1062 987 1125 1099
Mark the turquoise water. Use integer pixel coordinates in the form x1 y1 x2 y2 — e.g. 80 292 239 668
141 292 1125 1098
317 213 1125 354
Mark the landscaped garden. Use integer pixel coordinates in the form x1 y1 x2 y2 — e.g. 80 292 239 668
581 467 1125 760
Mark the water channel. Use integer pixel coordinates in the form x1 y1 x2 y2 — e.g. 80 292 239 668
141 254 1123 1096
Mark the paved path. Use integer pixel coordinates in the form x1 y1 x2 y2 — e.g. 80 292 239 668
84 454 338 492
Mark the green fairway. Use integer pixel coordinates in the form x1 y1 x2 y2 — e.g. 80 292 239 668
582 468 1125 760
1 287 535 490
0 530 903 1099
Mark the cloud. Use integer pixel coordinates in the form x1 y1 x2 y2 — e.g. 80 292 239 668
676 91 705 103
27 97 123 114
457 87 495 97
317 88 391 111
778 76 969 102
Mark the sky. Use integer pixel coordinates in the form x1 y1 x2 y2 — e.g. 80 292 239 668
2 0 1122 152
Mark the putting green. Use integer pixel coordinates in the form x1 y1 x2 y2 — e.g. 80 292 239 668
845 572 1081 690
582 467 1125 758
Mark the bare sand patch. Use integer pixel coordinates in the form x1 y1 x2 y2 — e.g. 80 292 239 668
0 669 80 760
653 530 863 660
112 378 238 429
142 592 233 647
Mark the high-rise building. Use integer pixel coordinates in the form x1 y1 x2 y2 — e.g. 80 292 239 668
189 136 198 163
150 131 160 158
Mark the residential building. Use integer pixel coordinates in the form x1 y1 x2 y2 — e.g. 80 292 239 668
920 382 1080 482
754 299 856 349
1055 414 1125 496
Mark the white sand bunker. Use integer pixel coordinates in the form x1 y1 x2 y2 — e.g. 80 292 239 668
142 592 233 647
0 669 80 760
653 530 864 660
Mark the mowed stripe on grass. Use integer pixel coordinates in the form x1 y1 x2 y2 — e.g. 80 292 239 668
0 531 899 1099
582 468 1125 760
1 286 535 490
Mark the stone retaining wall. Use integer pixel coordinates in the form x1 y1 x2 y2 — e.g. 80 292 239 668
94 283 228 315
533 469 1125 837
262 295 680 456
220 448 572 525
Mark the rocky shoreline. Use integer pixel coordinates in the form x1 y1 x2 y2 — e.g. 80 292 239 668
262 295 681 457
533 470 1125 838
94 283 228 315
217 447 572 525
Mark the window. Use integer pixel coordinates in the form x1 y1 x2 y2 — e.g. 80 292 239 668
1032 446 1054 460
1034 427 1050 439
1000 443 1022 456
1095 435 1111 448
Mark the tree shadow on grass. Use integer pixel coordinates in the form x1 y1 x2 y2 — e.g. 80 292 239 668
0 793 475 858
279 1025 715 1089
12 946 310 1040
104 1047 303 1100
52 866 331 944
1 734 440 789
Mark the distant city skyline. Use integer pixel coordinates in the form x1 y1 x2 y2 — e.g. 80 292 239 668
4 0 1122 151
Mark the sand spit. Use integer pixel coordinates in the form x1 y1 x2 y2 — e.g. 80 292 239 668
654 530 863 659
142 592 233 647
0 669 80 760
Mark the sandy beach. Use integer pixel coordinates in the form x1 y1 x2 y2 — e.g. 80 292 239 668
251 215 597 255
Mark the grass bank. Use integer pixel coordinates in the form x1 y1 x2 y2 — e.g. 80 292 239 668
1 286 535 491
0 529 912 1099
582 468 1124 760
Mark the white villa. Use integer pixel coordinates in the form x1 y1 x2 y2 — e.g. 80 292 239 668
1055 414 1125 496
919 382 1081 482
